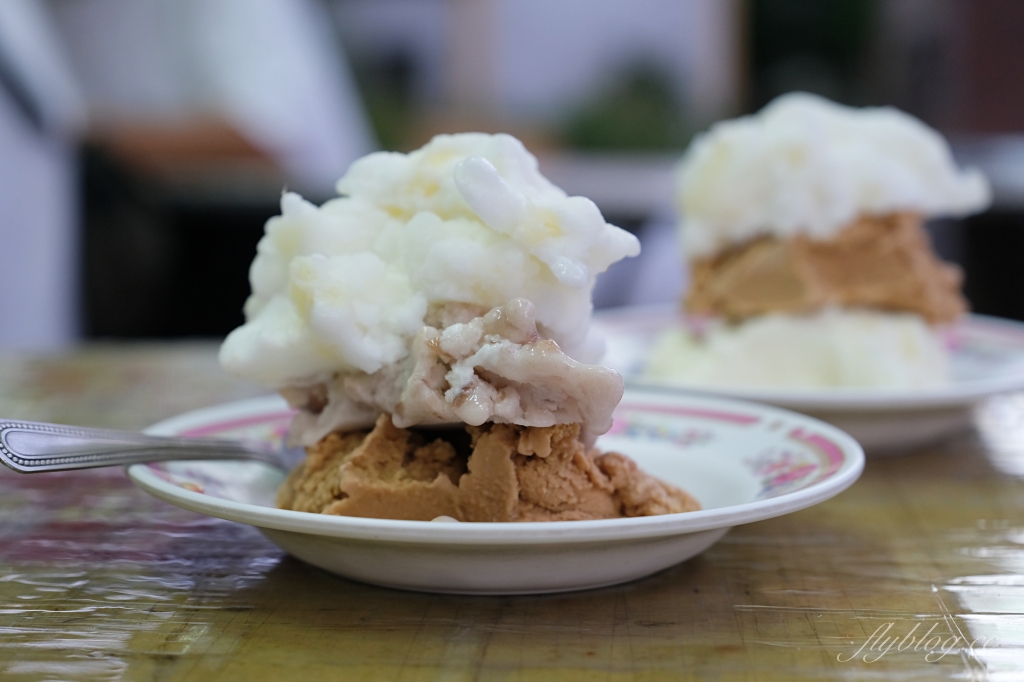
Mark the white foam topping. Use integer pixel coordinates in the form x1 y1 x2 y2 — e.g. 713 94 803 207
677 92 991 257
220 132 639 392
644 308 949 389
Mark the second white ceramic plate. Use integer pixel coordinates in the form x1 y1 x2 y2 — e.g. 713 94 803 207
128 389 863 595
594 306 1024 453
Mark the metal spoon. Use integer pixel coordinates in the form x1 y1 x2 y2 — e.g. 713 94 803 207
0 419 297 473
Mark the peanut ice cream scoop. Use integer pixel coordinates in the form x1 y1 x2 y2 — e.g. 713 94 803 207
654 93 992 390
219 133 700 523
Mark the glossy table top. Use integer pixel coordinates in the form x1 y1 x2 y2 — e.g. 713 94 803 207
0 342 1022 681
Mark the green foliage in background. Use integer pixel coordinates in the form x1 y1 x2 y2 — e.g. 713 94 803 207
752 0 877 107
361 89 414 152
561 64 692 152
349 51 417 152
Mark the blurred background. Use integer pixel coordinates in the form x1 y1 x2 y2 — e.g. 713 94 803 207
1 0 1023 348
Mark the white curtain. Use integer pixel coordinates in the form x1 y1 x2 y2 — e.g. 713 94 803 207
0 0 84 349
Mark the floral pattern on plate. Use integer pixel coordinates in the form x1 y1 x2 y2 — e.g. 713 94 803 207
142 397 849 508
146 411 292 501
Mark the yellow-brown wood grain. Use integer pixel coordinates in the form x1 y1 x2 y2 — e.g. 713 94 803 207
0 344 1018 680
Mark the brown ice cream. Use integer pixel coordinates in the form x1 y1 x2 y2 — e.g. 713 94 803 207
277 414 699 522
686 212 966 323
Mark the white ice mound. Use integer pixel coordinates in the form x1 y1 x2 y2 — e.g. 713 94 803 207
644 308 950 389
677 92 991 258
220 133 640 390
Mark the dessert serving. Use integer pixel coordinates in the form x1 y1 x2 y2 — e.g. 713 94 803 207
646 93 992 389
220 133 699 521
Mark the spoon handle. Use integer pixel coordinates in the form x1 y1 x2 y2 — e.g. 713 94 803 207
0 419 289 473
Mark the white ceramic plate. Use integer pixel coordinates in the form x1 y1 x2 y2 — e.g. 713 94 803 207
128 390 863 595
594 307 1024 454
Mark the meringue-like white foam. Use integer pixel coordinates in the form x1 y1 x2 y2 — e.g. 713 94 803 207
677 92 991 258
644 309 950 389
220 132 640 391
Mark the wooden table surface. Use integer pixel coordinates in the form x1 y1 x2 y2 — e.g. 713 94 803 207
1 343 1022 681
